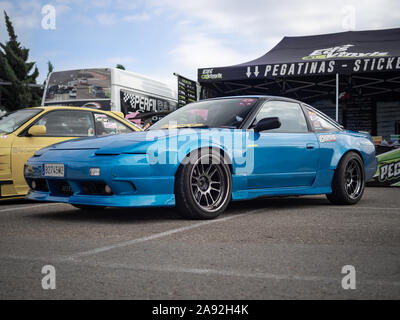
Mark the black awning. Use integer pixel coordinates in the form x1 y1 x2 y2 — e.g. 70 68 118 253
198 28 400 83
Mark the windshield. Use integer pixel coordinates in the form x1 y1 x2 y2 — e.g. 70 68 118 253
149 98 258 130
0 109 42 134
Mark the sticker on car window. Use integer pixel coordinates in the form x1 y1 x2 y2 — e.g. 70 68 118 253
240 98 256 106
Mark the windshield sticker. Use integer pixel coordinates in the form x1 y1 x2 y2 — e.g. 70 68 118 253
160 123 206 129
240 99 256 106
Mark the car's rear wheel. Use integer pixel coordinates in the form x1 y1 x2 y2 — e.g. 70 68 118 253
175 149 232 220
326 152 365 205
72 204 106 211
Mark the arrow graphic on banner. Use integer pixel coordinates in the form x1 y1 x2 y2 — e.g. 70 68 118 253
246 66 260 78
246 67 252 78
254 66 259 77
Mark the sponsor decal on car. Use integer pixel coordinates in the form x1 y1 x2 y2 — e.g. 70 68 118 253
367 148 400 187
319 134 337 143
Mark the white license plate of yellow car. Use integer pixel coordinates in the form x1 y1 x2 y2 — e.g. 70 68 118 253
44 164 65 177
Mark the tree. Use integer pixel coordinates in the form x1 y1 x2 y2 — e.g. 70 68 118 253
116 64 126 70
47 61 54 77
43 61 54 87
0 11 42 110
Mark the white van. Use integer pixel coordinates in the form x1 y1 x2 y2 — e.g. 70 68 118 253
42 68 178 123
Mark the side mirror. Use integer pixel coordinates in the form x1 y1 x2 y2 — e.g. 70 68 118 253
28 125 47 136
254 117 281 132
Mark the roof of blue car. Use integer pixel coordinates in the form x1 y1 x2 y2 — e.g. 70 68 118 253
204 95 304 104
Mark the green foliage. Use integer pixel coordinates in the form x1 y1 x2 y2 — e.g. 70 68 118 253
47 61 54 76
116 64 126 70
43 60 54 87
0 11 42 110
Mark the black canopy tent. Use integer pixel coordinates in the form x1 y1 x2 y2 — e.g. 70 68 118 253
198 28 400 131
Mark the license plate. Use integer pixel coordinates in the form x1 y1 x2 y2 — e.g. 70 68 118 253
44 164 65 177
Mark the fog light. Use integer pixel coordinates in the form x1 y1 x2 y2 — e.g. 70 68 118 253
89 167 100 176
31 180 37 190
105 185 112 194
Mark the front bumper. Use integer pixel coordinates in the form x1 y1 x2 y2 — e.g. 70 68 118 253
24 153 177 208
26 191 175 207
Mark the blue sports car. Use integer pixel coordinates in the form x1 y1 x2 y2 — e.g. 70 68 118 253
24 96 377 219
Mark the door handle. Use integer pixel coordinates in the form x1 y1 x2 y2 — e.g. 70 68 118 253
306 143 316 149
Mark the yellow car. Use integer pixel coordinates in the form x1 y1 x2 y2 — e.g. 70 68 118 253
0 106 141 200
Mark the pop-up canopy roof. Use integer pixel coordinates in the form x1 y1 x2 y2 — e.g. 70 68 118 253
198 28 400 83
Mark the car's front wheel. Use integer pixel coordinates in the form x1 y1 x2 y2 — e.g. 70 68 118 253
326 152 365 205
175 149 232 220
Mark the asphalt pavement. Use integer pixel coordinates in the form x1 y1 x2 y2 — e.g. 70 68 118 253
0 187 399 299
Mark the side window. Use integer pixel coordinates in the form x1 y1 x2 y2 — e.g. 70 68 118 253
306 108 338 132
34 110 95 137
254 101 308 133
94 113 133 136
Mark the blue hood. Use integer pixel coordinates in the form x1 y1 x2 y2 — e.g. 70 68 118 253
35 129 237 156
34 131 163 156
34 128 242 157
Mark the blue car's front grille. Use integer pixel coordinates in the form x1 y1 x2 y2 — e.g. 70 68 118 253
80 182 113 196
27 178 49 192
54 180 73 196
35 179 49 192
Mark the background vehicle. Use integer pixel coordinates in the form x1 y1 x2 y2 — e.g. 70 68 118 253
0 106 141 200
90 85 105 98
0 107 6 117
42 68 178 125
69 88 77 98
25 96 377 219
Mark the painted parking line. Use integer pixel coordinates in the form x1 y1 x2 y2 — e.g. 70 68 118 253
90 261 400 287
330 206 399 211
0 203 61 213
352 206 399 211
66 210 261 260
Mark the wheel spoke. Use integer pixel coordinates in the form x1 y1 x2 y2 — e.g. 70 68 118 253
207 191 216 203
205 193 211 206
209 168 218 178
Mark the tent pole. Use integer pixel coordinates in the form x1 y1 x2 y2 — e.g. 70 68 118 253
336 73 339 122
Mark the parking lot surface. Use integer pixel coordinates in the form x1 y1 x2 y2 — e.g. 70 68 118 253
0 187 399 299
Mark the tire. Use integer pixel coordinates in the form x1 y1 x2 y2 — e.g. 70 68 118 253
175 148 232 220
326 151 365 205
72 204 106 211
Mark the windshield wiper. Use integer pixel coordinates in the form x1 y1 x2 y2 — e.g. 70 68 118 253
153 124 209 130
176 125 209 129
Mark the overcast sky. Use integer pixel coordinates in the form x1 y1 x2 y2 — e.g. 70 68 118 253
1 0 399 87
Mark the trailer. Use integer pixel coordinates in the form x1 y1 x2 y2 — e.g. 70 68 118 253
42 68 178 126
